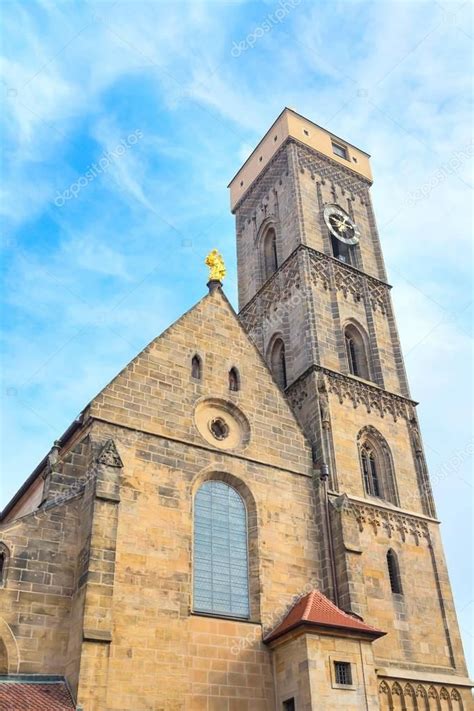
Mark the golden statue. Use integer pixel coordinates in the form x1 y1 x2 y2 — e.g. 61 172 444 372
205 249 226 282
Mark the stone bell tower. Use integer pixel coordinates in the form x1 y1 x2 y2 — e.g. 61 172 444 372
229 108 470 701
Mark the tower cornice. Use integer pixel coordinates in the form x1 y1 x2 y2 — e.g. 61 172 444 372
286 364 417 422
239 244 392 317
232 135 372 214
229 108 372 212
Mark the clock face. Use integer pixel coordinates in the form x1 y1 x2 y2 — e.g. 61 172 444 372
323 204 360 245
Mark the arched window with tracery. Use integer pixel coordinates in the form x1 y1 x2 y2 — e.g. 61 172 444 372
387 549 403 594
262 226 278 281
193 480 249 619
191 354 202 380
229 367 240 392
428 686 440 710
404 683 417 711
378 681 392 711
439 687 451 711
269 337 287 389
416 684 430 711
344 322 371 380
391 682 404 711
451 688 464 711
357 426 399 505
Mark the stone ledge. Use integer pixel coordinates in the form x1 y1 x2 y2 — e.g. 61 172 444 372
239 243 391 317
376 667 473 688
95 491 121 503
329 492 439 524
83 629 112 643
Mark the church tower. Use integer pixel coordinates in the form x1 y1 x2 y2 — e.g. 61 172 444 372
230 108 469 700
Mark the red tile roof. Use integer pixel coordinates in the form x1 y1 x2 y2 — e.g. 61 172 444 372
264 589 385 643
0 681 75 711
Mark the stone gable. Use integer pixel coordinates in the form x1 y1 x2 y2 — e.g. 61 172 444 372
90 287 312 475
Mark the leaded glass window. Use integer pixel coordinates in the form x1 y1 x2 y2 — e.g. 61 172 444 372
193 480 249 618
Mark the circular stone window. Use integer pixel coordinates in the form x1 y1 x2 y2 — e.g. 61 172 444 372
209 417 229 441
194 399 250 451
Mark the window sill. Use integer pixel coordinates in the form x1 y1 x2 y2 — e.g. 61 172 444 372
346 372 376 386
190 610 258 625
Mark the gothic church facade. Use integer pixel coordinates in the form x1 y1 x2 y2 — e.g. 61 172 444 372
0 109 471 710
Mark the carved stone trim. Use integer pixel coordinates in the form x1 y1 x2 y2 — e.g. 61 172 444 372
321 368 410 421
334 496 430 546
308 250 331 291
296 142 371 196
239 244 391 320
333 260 363 302
379 680 465 708
97 439 123 468
288 380 308 411
367 278 388 314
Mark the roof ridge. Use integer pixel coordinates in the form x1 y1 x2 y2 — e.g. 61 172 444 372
302 590 317 621
322 594 380 631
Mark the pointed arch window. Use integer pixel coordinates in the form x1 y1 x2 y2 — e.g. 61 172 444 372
358 427 399 505
263 227 278 281
269 337 287 389
229 367 240 392
387 549 403 594
344 323 371 380
191 354 202 380
193 480 249 619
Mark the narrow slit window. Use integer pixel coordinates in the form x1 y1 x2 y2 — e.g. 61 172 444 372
0 544 9 587
191 355 202 380
387 549 403 594
229 367 240 392
270 338 287 389
263 227 278 281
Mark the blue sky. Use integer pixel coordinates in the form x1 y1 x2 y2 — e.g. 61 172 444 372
1 0 472 671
